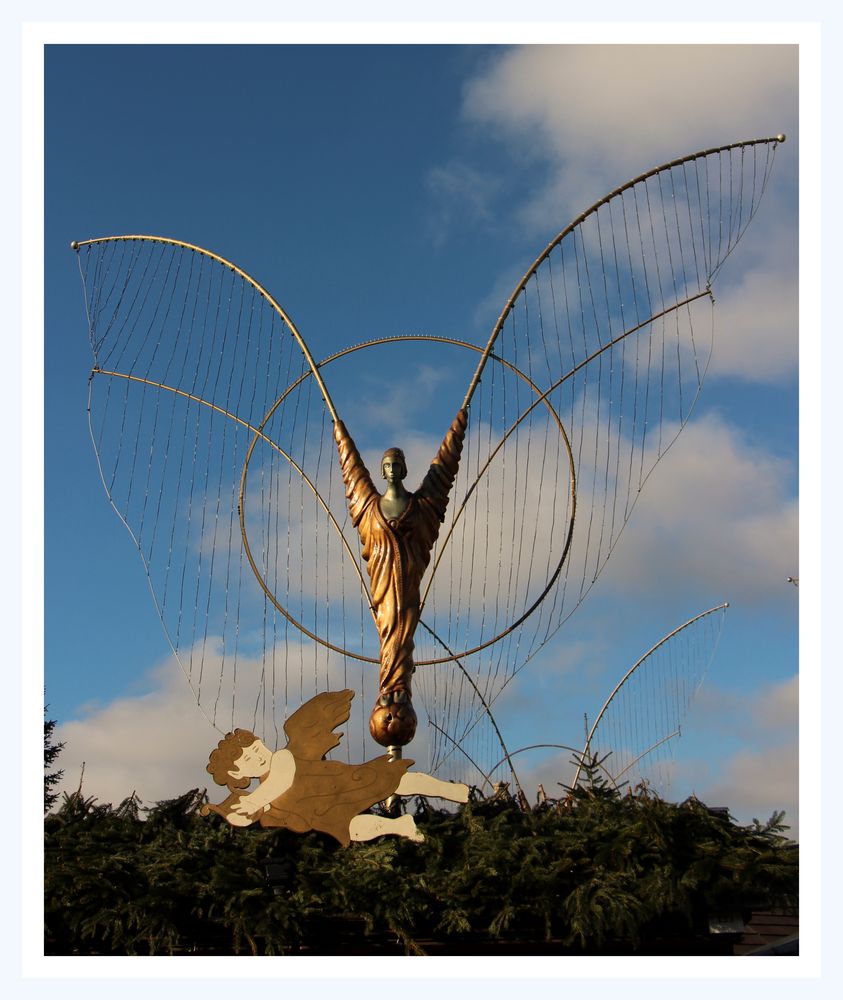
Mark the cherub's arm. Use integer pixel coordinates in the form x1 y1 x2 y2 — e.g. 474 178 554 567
416 408 468 517
334 421 379 526
228 749 296 816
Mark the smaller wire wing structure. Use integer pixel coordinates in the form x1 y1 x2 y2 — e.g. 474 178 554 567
575 603 730 794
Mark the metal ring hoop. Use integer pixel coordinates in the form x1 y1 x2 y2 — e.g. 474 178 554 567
238 334 577 666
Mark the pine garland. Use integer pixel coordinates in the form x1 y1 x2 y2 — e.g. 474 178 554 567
44 780 798 956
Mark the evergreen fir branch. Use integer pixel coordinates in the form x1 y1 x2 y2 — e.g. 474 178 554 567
44 780 799 955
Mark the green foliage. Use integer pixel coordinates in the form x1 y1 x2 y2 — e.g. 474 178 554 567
44 706 65 813
44 782 798 956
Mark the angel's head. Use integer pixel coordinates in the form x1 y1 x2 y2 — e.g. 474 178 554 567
207 729 271 788
381 448 407 485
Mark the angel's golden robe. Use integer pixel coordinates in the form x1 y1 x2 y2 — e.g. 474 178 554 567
334 409 467 698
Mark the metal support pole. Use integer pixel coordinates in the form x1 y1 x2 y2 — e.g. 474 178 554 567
385 745 402 815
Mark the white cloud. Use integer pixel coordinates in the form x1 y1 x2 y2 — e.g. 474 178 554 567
53 642 383 809
719 745 798 829
448 45 799 388
463 45 797 208
511 748 583 802
54 662 222 809
679 740 799 838
674 674 798 834
709 264 798 381
595 412 798 607
752 672 799 733
690 674 798 744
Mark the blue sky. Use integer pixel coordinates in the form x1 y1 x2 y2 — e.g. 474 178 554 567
44 42 800 834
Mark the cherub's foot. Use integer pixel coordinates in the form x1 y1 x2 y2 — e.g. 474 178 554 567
348 813 425 844
395 772 470 803
399 814 425 843
451 782 470 804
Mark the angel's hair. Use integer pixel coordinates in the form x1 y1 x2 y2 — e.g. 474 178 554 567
207 728 258 788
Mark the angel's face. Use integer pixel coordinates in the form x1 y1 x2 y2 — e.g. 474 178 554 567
381 451 407 484
229 739 272 780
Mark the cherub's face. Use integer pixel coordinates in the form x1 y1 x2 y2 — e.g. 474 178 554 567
228 739 272 780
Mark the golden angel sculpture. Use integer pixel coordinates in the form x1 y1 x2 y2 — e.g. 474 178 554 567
335 409 467 746
73 135 785 823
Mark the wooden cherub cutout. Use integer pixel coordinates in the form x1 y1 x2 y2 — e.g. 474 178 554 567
201 689 469 846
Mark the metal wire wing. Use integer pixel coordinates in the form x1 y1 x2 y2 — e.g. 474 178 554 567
75 235 383 757
574 603 730 795
413 136 783 782
478 604 729 800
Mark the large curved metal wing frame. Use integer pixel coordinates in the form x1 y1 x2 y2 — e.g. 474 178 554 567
75 235 372 655
418 135 783 681
74 131 781 769
417 294 706 654
74 234 364 736
460 135 786 411
74 235 339 419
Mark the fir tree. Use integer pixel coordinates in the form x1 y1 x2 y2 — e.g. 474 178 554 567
44 778 798 956
44 706 65 814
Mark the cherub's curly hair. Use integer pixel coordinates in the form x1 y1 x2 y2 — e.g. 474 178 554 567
207 729 258 789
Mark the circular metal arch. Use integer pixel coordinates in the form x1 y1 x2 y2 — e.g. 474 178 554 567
73 236 577 669
238 334 577 666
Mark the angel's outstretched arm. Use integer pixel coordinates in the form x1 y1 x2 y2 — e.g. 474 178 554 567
416 408 468 517
334 421 379 526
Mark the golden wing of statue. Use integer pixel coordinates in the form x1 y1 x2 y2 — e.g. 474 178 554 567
283 688 355 761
